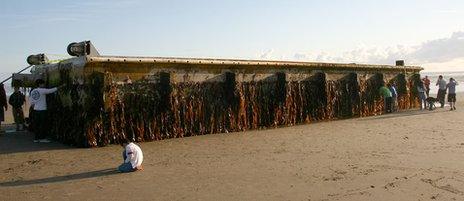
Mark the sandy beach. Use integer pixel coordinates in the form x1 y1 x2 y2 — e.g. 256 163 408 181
1 95 464 201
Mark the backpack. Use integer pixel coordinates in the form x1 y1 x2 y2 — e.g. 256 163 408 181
8 92 25 108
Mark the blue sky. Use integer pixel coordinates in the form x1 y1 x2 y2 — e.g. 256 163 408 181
1 0 464 80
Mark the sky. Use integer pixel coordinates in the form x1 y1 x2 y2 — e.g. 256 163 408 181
1 0 464 81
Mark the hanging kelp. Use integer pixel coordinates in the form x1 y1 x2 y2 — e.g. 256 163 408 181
42 65 421 147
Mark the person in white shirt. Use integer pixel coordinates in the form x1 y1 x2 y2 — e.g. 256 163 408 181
118 139 144 173
436 75 447 108
30 79 63 143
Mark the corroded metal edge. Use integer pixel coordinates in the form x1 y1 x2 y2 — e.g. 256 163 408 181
84 55 423 72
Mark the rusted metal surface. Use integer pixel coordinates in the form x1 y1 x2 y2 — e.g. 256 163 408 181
86 56 421 71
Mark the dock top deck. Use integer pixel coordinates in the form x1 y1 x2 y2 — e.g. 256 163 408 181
84 55 423 72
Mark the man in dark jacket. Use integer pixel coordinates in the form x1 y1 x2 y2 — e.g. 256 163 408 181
9 86 25 131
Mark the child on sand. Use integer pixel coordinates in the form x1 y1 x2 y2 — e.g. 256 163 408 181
118 139 144 173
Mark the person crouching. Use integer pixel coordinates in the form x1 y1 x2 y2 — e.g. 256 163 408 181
118 139 144 173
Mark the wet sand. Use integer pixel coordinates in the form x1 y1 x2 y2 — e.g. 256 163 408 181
1 98 464 201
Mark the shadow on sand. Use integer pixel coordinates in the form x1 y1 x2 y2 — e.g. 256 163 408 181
0 168 120 187
0 131 72 155
357 108 451 121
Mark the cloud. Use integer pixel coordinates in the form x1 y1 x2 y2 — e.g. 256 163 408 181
421 58 464 72
293 53 309 61
409 31 464 63
291 31 464 68
259 49 274 59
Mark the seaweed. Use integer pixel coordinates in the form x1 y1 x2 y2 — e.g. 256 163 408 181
45 71 420 147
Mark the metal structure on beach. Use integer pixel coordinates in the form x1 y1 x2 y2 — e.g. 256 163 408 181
11 41 423 147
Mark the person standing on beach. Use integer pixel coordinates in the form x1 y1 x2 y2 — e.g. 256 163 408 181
447 78 458 110
118 139 144 173
436 75 447 108
0 83 7 134
417 81 427 110
379 84 393 113
8 86 25 131
388 83 398 112
422 76 431 97
30 79 63 143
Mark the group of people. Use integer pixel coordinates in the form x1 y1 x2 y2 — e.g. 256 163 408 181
417 75 458 110
379 75 459 113
0 84 27 134
0 79 143 173
0 80 63 140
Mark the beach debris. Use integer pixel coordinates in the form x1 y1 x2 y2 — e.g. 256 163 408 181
8 41 423 147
